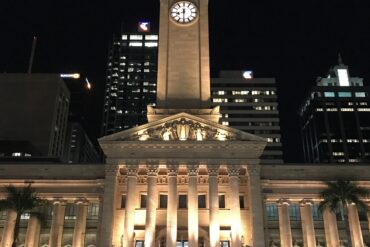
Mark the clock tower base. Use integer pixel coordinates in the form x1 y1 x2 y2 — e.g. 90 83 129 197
147 106 220 123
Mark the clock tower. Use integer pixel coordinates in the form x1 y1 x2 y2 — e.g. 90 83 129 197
152 0 215 119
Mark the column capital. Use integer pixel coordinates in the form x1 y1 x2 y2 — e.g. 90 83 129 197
187 164 199 176
126 165 138 177
207 165 219 176
147 165 159 177
167 164 179 176
228 165 241 177
277 199 291 206
75 198 89 205
246 165 261 177
300 199 314 206
52 199 66 205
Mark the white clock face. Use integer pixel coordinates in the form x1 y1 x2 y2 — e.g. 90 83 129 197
170 1 198 24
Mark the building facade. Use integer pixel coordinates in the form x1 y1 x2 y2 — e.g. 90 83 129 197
0 74 70 159
211 71 283 164
1 1 370 247
101 23 158 136
299 59 370 163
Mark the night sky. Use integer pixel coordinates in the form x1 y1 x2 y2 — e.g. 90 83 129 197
1 0 370 162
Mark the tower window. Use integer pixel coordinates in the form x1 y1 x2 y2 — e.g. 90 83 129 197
219 195 226 209
121 195 127 208
239 195 245 209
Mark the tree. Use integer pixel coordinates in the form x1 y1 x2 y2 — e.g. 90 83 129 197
319 179 369 247
0 184 48 247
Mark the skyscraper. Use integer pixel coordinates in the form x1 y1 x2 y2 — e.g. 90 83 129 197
211 71 284 164
299 57 370 163
101 22 158 136
0 74 70 159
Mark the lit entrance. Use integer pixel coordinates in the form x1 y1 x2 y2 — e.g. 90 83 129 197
176 240 188 247
220 241 230 247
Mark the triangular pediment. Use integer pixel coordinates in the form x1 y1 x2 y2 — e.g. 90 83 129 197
99 112 266 143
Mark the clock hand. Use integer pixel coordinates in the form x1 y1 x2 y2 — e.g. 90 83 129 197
183 8 185 19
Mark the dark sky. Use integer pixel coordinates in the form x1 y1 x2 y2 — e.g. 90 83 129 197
1 0 370 162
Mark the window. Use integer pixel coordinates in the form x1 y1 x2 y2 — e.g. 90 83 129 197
159 194 168 208
140 194 147 208
20 212 30 220
145 35 158 40
338 69 350 86
88 203 99 219
129 42 143 47
64 204 77 220
135 240 144 247
179 195 187 209
266 204 278 221
121 195 127 208
311 204 323 221
219 195 226 209
145 42 158 47
338 92 352 97
198 195 206 208
176 240 188 247
355 92 366 97
239 196 245 209
130 35 143 40
289 204 300 221
324 92 335 97
220 241 230 247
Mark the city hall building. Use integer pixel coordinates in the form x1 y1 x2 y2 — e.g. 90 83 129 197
1 1 370 247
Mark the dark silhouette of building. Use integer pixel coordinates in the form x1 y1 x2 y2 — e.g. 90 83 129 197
299 57 370 163
0 74 70 160
101 22 158 136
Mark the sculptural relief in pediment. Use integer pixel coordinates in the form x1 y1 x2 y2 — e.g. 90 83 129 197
125 118 235 142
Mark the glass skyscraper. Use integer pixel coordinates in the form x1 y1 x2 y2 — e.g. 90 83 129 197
101 22 158 136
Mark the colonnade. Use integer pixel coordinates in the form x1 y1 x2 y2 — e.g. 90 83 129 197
0 199 89 247
273 199 365 247
100 163 266 247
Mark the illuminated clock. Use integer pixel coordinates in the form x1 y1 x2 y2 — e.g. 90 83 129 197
170 1 198 24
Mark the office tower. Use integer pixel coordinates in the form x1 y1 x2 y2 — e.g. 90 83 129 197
0 74 70 159
101 22 158 136
299 58 370 163
211 71 284 164
63 77 102 164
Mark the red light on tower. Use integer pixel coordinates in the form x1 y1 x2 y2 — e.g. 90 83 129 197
138 22 150 32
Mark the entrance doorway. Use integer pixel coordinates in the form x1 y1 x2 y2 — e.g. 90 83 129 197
176 240 188 247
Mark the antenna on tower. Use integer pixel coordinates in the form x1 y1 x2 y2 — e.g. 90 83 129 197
28 36 37 74
338 52 343 65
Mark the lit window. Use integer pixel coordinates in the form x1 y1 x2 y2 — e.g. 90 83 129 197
338 69 350 86
144 69 150 73
217 91 225 95
129 42 143 47
252 91 260 95
12 152 22 157
355 92 366 97
145 35 158 40
145 42 158 47
338 92 352 97
122 35 128 40
333 152 345 156
324 92 335 97
222 121 229 126
358 108 370 112
235 99 245 103
341 108 354 112
316 108 323 112
130 35 143 40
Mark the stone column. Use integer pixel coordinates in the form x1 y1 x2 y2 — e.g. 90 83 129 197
166 164 178 247
277 199 293 247
299 200 316 247
247 165 266 247
348 204 364 247
25 214 41 247
208 165 220 247
99 164 119 247
123 165 138 247
323 208 340 247
188 164 199 247
145 164 159 247
0 209 17 247
228 165 242 247
49 200 66 247
72 199 89 247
